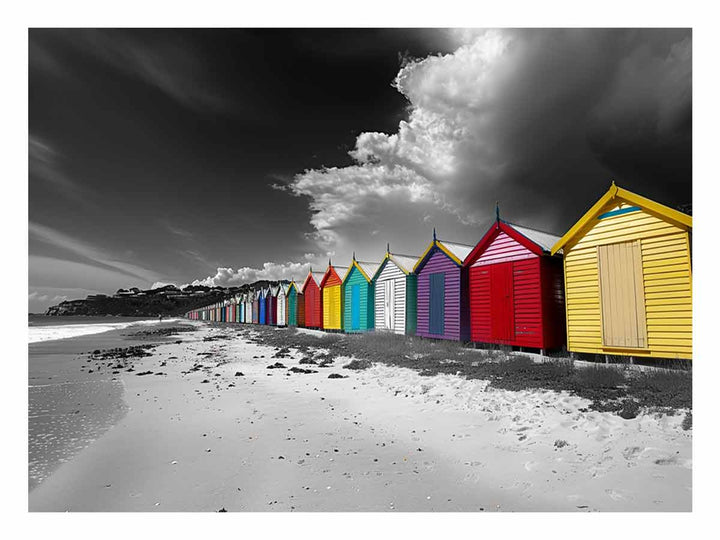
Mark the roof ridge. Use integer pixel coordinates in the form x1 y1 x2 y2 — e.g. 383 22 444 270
503 219 562 237
437 239 474 247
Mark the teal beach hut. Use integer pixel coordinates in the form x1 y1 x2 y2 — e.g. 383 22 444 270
341 255 381 333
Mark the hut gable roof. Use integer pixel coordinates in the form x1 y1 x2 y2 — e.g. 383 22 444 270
270 285 280 296
286 281 298 295
320 264 348 288
551 182 692 255
464 220 562 266
301 271 321 292
371 251 420 280
343 259 381 283
414 235 474 273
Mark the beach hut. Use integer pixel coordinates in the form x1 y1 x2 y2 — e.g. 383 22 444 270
276 283 288 327
259 288 268 325
551 183 692 360
321 260 348 331
342 255 381 333
463 215 566 352
237 295 244 323
414 230 474 341
286 282 299 326
301 270 323 329
254 294 260 324
371 245 419 335
245 293 253 324
266 285 278 326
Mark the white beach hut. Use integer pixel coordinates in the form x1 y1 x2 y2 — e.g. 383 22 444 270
276 283 288 327
245 292 253 324
237 294 245 323
372 246 419 335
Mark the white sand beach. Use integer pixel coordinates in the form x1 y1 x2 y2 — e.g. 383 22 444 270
29 323 691 512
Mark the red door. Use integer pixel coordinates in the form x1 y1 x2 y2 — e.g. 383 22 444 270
490 262 514 342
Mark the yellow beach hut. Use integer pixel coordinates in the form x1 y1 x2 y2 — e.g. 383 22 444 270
551 183 692 360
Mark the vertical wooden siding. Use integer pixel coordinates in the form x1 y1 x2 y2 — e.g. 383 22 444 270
598 241 648 348
277 293 286 326
564 207 691 359
297 292 305 327
322 284 343 330
288 289 297 326
406 274 417 336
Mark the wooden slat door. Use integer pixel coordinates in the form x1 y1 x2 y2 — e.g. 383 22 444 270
598 240 648 348
384 280 394 330
490 262 514 341
351 284 360 330
428 272 445 335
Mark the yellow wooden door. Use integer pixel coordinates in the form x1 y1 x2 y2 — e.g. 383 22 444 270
323 285 341 329
598 240 648 348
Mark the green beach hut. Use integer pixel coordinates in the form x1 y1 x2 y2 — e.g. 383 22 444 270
286 281 299 326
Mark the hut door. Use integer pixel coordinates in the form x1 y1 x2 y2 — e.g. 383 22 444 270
351 285 360 330
490 262 515 341
384 280 394 330
598 241 648 348
429 272 445 335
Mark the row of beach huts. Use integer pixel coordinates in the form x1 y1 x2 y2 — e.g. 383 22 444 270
186 184 693 360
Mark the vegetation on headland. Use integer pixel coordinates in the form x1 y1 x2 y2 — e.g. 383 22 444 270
240 325 692 422
43 281 283 317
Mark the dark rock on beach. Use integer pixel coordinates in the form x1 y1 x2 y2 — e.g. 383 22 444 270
267 362 286 369
289 367 317 374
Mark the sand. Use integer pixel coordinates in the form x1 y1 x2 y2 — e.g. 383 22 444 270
29 323 691 511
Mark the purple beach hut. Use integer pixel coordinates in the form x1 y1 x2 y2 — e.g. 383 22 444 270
413 229 474 342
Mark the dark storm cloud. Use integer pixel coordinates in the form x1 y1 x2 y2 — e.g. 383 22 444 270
288 28 692 261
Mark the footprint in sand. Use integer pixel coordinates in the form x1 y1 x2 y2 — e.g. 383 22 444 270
605 489 629 501
622 446 644 461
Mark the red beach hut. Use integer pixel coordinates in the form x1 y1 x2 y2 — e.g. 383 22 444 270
463 216 566 352
301 270 323 329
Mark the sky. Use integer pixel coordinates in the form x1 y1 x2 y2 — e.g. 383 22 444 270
29 28 692 313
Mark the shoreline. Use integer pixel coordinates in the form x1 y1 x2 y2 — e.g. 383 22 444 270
28 321 196 491
29 323 691 511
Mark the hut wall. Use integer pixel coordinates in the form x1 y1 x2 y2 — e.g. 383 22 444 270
304 282 323 328
297 292 306 327
288 288 297 326
342 267 373 332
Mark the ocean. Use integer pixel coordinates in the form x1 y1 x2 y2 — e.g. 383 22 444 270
28 315 180 343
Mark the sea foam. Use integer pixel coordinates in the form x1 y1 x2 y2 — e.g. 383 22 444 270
28 318 180 344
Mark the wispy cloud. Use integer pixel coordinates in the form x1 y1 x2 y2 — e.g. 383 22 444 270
29 135 82 198
32 30 237 114
29 222 162 285
160 220 195 240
